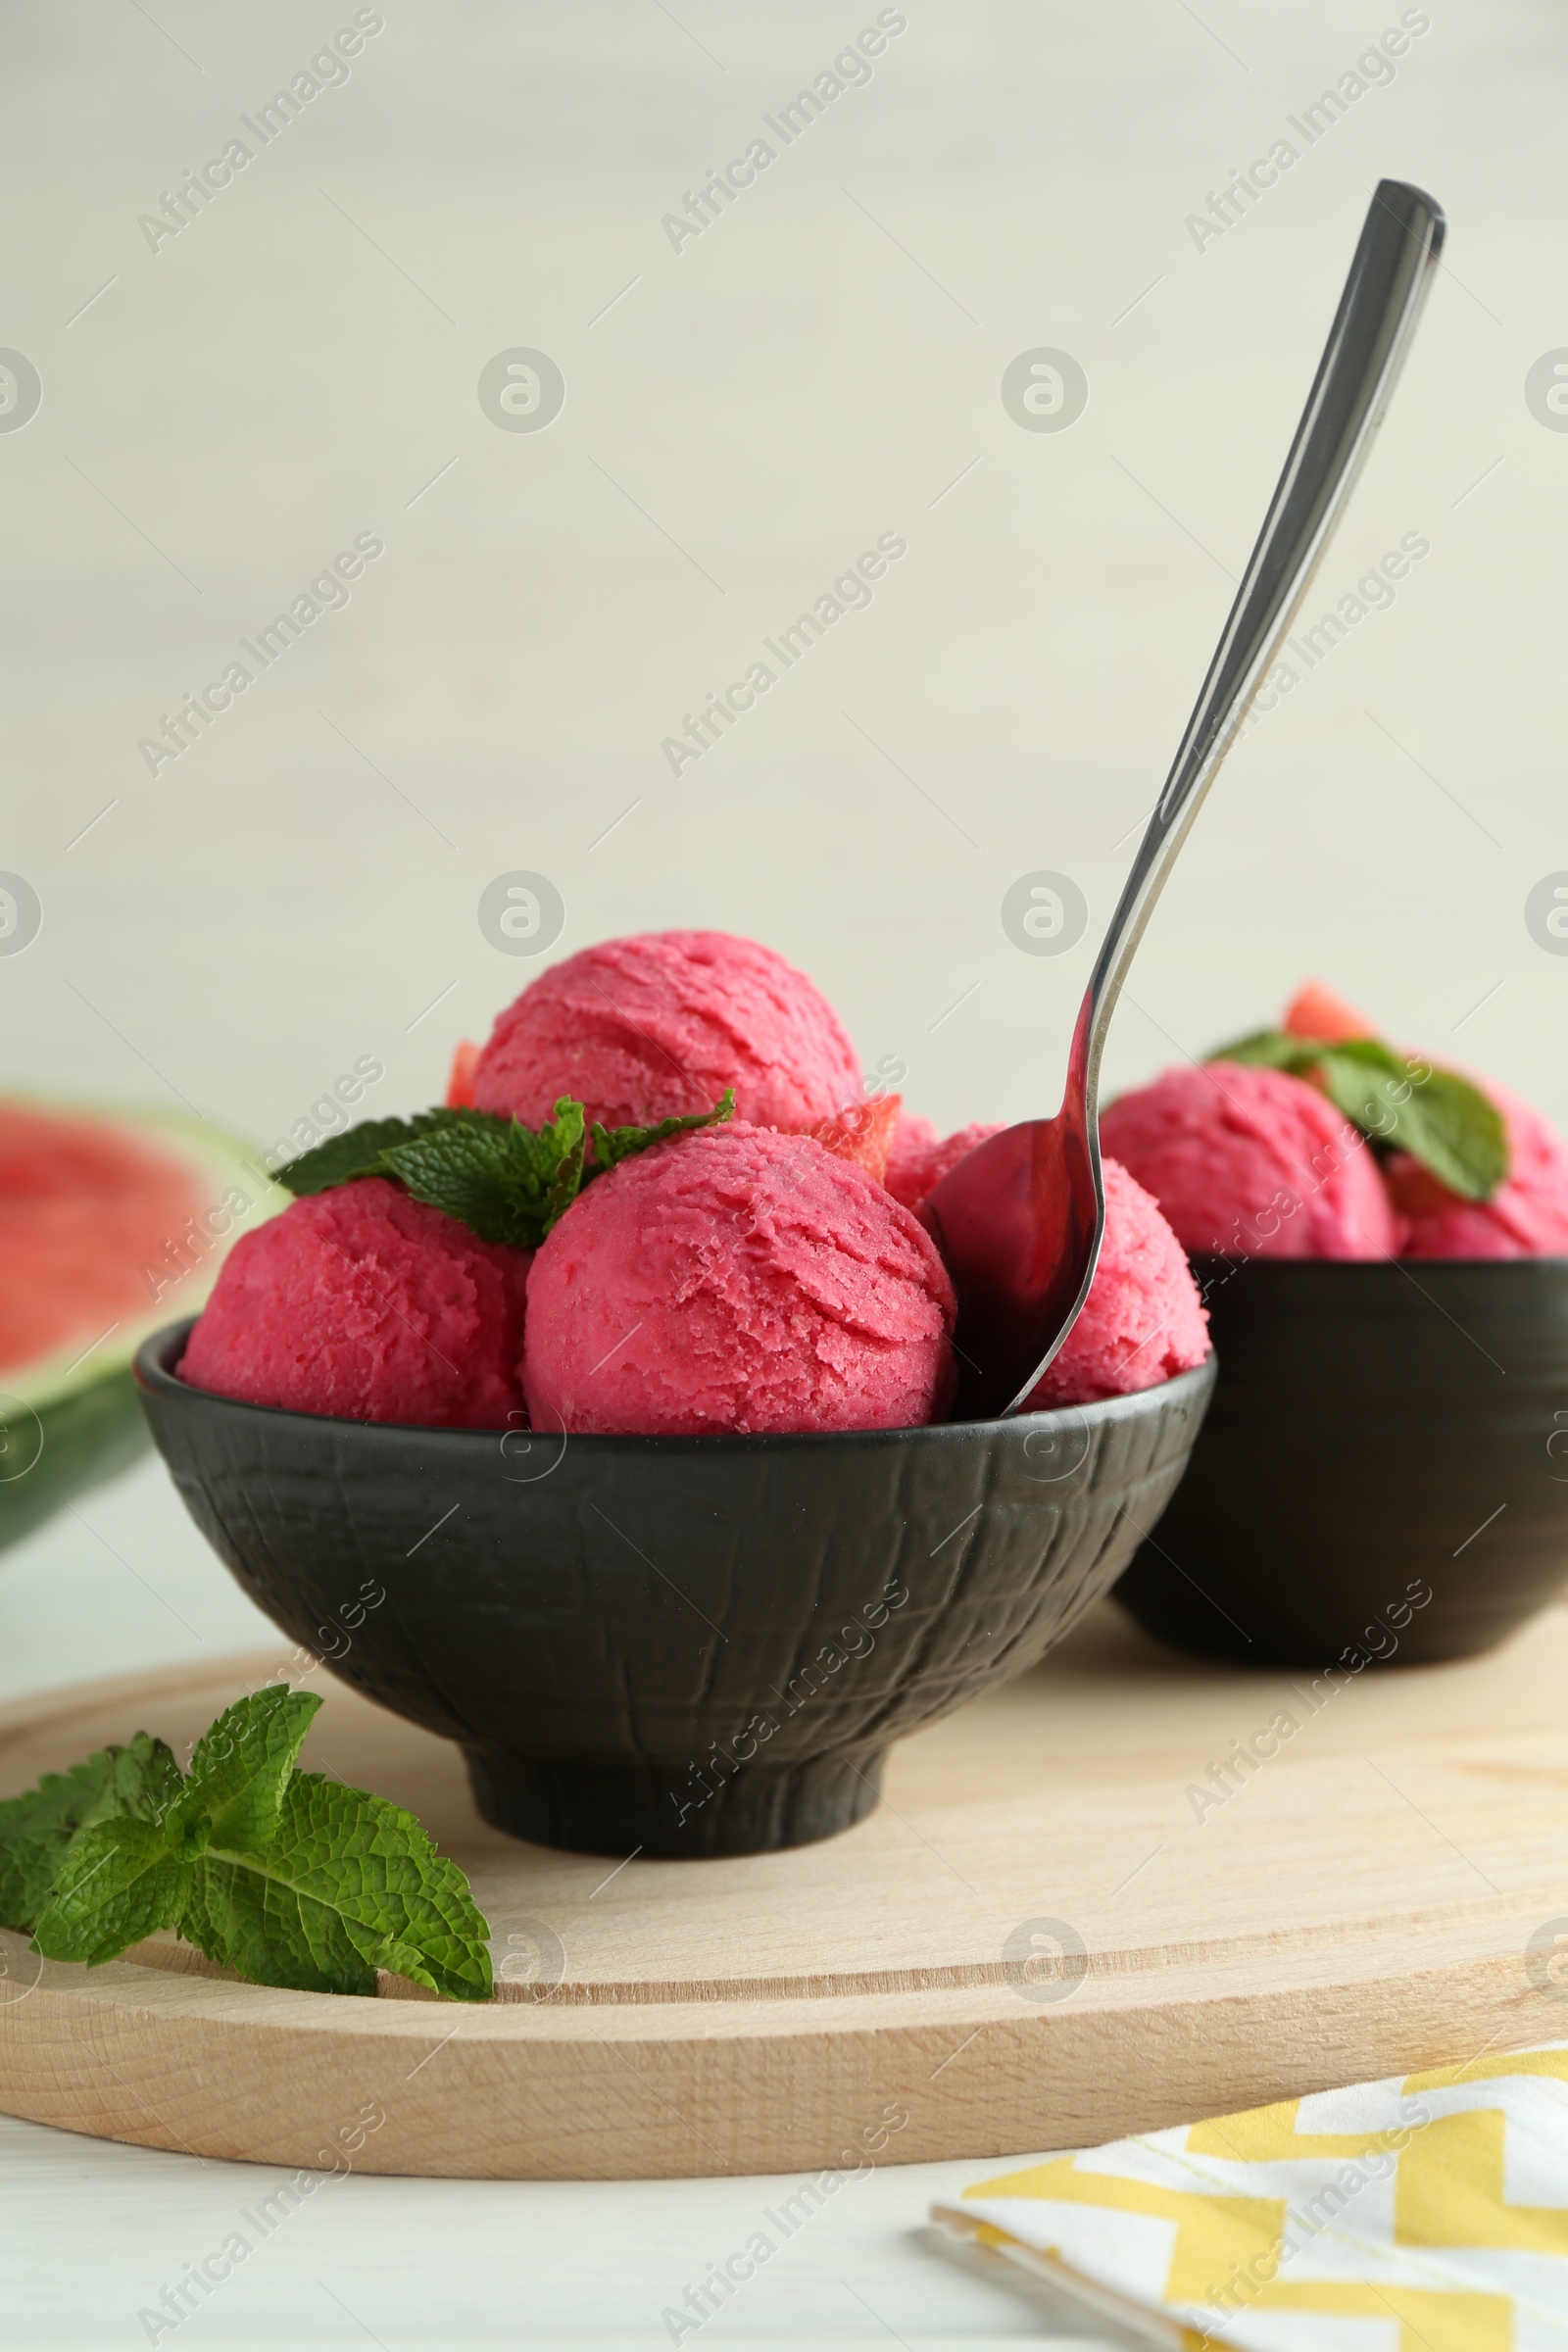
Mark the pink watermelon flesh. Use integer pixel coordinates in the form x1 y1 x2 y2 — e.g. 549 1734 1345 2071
1282 980 1375 1044
0 1102 204 1378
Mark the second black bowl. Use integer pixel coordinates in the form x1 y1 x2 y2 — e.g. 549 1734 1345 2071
1114 1254 1568 1667
136 1322 1214 1857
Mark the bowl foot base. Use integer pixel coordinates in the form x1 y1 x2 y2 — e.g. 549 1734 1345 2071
463 1743 888 1858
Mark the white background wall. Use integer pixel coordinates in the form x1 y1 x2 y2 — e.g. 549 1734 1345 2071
5 0 1564 1165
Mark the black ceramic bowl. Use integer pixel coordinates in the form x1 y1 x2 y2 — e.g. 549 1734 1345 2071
1114 1255 1568 1668
136 1320 1214 1857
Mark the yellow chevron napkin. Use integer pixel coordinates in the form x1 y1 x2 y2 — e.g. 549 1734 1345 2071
933 2044 1568 2349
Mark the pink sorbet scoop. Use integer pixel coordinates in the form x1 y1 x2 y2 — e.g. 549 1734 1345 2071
523 1123 956 1436
181 1177 530 1429
884 1115 1004 1213
471 930 861 1135
1100 1059 1397 1260
1023 1158 1209 1406
1386 1074 1568 1257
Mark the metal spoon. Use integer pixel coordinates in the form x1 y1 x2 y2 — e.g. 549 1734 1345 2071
923 178 1446 1422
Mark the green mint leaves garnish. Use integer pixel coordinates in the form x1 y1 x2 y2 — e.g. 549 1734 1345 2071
276 1090 736 1247
37 1817 193 1967
279 1104 583 1248
590 1087 735 1172
1209 1029 1508 1202
271 1110 465 1196
4 1687 492 2001
164 1681 318 1858
381 1099 587 1248
0 1732 182 1935
176 1770 489 2000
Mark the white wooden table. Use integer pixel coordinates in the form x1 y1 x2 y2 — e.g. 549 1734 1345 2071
0 0 1559 2336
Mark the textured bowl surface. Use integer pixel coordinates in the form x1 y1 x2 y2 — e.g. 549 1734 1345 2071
1116 1255 1568 1667
137 1322 1214 1856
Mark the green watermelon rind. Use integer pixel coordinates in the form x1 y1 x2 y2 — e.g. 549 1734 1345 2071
0 1364 150 1554
0 1092 274 1555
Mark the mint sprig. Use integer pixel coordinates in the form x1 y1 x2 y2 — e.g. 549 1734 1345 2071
165 1681 318 1857
381 1099 587 1248
38 1817 193 1966
179 1772 490 2000
3 1688 492 2001
275 1089 736 1248
591 1086 735 1171
0 1732 182 1934
278 1110 465 1195
1209 1028 1508 1202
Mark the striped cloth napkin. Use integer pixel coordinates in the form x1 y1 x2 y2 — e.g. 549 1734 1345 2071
933 2044 1568 2348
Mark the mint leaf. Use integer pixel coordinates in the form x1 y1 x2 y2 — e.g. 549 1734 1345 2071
32 1818 192 1967
1207 1028 1509 1202
182 1772 492 2001
1311 1036 1414 1130
1343 1055 1505 1200
1402 1067 1509 1200
274 1088 740 1247
276 1101 595 1247
181 1840 375 1997
383 1099 585 1249
0 1734 182 1934
0 1832 71 1936
1207 1028 1320 1073
590 1087 736 1172
1 1692 492 1998
277 1110 464 1197
166 1686 321 1860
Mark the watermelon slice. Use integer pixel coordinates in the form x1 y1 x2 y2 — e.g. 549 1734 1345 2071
445 1039 480 1110
1282 980 1375 1044
0 1093 269 1553
805 1094 903 1183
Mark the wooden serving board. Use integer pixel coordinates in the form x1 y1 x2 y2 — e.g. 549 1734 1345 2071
3 1603 1568 2180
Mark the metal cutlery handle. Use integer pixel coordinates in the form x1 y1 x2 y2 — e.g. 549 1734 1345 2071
1071 178 1446 1121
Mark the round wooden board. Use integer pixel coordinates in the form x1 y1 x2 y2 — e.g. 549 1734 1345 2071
3 1602 1568 2180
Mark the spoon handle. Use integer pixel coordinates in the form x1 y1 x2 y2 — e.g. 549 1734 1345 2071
1072 178 1445 1118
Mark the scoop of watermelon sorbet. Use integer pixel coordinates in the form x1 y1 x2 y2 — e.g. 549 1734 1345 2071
1024 1158 1209 1407
181 1177 529 1428
1387 1074 1568 1258
471 931 861 1135
883 1114 1005 1211
1100 1060 1396 1259
523 1123 956 1436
